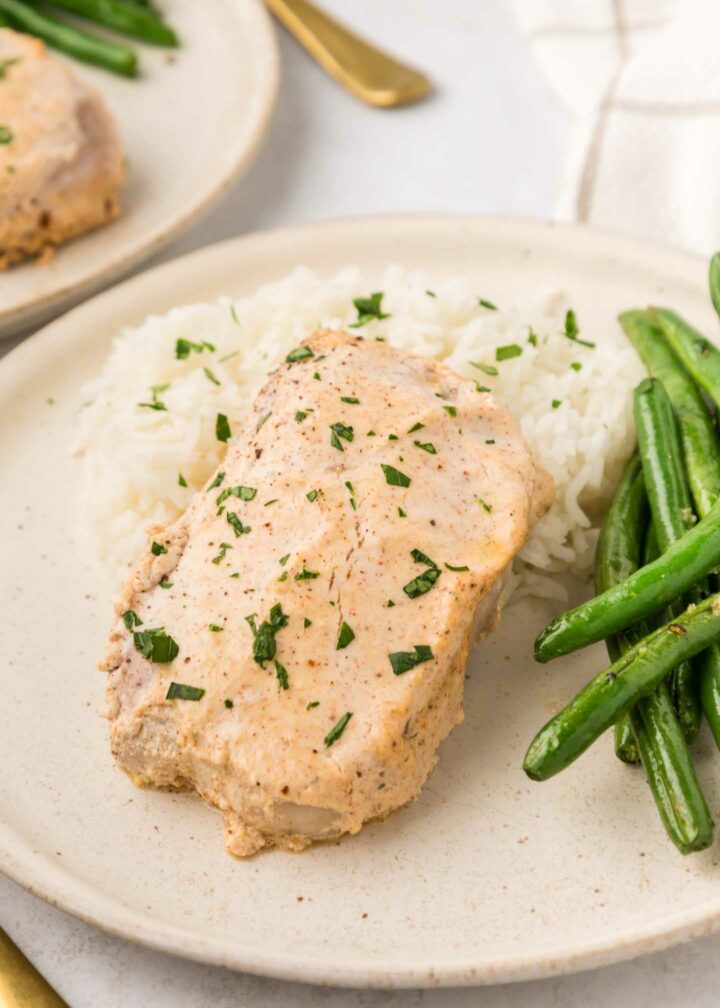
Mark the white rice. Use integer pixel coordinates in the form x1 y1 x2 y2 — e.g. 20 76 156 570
73 265 645 601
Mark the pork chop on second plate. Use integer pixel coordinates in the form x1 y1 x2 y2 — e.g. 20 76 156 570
0 28 125 270
102 330 553 856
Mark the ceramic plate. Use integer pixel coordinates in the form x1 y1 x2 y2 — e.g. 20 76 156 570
0 0 278 338
2 216 720 989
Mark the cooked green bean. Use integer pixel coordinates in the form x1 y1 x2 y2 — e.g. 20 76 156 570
43 0 178 46
653 308 720 410
710 252 720 323
525 593 720 781
594 454 647 763
628 685 713 853
0 0 137 75
634 377 702 741
621 310 720 517
634 377 696 549
622 309 720 746
535 496 720 662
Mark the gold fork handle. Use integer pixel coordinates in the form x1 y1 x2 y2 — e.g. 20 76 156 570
265 0 432 107
0 927 69 1008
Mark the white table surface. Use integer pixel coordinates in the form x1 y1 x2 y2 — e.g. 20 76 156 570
3 1 719 1005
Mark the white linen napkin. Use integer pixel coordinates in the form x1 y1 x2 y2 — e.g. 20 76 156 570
512 0 720 254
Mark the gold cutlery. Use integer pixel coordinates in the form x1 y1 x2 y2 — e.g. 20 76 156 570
265 0 432 107
0 927 68 1008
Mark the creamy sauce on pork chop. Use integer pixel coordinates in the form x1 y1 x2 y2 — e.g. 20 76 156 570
103 330 553 856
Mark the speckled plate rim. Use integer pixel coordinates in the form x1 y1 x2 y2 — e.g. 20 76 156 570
1 214 718 988
0 0 279 338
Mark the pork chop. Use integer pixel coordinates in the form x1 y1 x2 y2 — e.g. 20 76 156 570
103 330 553 856
0 28 125 269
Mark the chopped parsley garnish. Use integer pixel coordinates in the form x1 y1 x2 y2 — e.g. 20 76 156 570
329 422 354 451
563 309 595 348
295 568 320 580
295 411 308 422
0 126 13 145
485 439 495 444
445 563 470 572
122 609 143 630
279 553 290 566
209 624 224 632
478 298 498 311
571 361 582 371
336 622 355 649
256 412 272 432
307 700 320 710
151 541 167 556
166 682 204 701
314 372 322 381
324 711 353 747
208 471 225 491
389 645 434 676
286 346 314 363
304 617 312 628
178 473 188 488
426 289 437 298
218 485 257 504
138 383 170 411
226 512 251 537
175 338 213 359
386 599 396 607
345 480 357 510
275 660 290 690
158 580 173 589
552 399 562 409
341 396 360 404
381 464 411 487
367 430 376 437
224 698 234 708
306 489 319 502
408 422 425 433
264 498 279 506
245 603 288 666
527 329 538 347
278 572 288 582
443 405 457 417
476 383 491 393
403 549 441 599
388 434 398 441
470 362 498 376
216 413 232 442
478 498 493 513
398 507 407 517
230 303 240 324
0 58 20 79
414 440 437 454
350 292 390 328
496 344 522 361
211 542 232 564
204 366 220 386
133 628 179 663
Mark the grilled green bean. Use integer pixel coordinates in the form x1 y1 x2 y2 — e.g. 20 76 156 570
535 496 720 662
628 685 713 853
525 593 720 782
621 310 720 517
0 0 137 75
622 308 720 746
653 308 720 410
43 0 178 46
634 377 702 741
595 454 647 763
